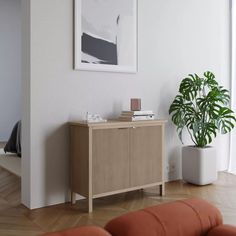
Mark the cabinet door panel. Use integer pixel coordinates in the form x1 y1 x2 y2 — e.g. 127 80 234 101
92 128 130 195
130 126 163 187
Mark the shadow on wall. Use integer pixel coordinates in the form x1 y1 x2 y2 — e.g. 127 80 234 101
157 79 182 181
168 147 181 181
44 124 70 206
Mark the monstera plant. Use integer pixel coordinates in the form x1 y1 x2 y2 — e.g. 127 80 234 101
169 71 236 147
169 71 236 185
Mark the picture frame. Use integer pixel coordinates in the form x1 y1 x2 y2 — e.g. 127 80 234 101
74 0 137 73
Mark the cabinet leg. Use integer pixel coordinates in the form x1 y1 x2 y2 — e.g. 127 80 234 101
88 196 93 213
71 192 76 205
160 183 165 196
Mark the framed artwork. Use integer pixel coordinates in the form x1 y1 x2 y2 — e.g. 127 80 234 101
74 0 137 73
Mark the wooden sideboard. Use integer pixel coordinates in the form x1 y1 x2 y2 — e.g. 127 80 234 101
69 120 167 212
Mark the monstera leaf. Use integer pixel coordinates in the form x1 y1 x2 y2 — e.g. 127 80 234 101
179 74 202 101
169 94 196 143
216 107 236 134
204 71 218 89
169 71 236 147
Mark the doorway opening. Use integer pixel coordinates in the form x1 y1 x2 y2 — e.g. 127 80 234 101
0 0 22 201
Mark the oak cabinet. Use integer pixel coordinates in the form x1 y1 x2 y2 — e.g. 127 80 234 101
69 120 166 212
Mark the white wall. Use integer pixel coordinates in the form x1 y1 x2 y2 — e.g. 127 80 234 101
22 0 230 209
230 0 236 174
0 0 21 141
21 0 32 210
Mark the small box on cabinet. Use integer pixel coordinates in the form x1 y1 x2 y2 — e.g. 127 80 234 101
130 98 141 111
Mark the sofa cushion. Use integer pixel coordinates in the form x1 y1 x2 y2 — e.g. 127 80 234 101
105 198 222 236
42 226 111 236
207 225 236 236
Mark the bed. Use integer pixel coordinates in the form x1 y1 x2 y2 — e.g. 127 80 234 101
4 120 21 157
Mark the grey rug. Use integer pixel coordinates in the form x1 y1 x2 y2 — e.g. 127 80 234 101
0 149 21 177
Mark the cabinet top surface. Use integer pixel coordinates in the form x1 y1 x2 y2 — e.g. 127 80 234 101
69 119 167 128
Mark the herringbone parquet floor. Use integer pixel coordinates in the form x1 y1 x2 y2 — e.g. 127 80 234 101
0 163 235 235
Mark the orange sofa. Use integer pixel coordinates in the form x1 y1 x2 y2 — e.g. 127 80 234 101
43 198 236 236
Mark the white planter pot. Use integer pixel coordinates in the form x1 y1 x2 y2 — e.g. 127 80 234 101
182 146 217 185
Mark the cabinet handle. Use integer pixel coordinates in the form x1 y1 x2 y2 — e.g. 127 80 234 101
118 128 129 130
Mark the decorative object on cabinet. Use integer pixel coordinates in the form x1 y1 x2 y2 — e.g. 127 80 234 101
69 119 166 212
86 112 107 123
74 0 137 73
130 98 141 111
119 110 155 121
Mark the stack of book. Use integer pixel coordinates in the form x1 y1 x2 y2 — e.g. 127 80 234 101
119 110 155 121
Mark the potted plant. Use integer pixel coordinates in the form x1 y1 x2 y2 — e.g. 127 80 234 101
169 71 236 185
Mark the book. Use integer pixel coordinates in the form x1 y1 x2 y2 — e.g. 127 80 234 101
119 115 155 121
120 113 155 117
122 110 154 116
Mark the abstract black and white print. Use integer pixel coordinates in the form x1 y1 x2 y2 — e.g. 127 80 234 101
75 0 137 72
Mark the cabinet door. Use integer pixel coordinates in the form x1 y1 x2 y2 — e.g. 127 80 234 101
130 126 163 187
92 128 130 195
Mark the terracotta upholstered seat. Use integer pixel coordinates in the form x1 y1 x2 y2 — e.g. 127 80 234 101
43 198 236 236
208 225 236 236
105 198 223 236
42 226 111 236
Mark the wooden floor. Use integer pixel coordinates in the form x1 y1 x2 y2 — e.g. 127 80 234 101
0 168 235 236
